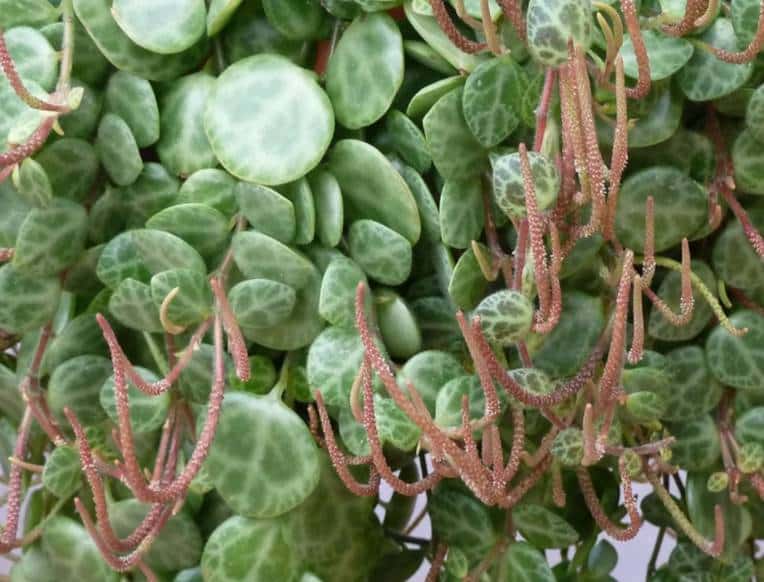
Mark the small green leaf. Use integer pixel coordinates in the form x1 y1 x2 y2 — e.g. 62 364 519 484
513 504 580 549
326 12 403 129
111 0 206 55
348 219 412 286
229 279 297 328
0 264 60 334
146 203 230 260
42 445 82 499
95 113 142 186
103 71 159 148
100 366 170 433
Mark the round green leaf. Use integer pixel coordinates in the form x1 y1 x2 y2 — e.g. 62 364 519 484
150 268 213 327
121 163 181 227
241 265 324 350
147 203 230 260
513 504 580 549
229 279 297 328
232 230 314 289
308 169 344 248
109 278 162 332
620 29 693 81
205 54 334 185
48 355 113 425
423 87 488 181
327 12 403 129
526 0 593 66
278 177 316 245
100 366 170 433
35 138 99 202
206 391 320 517
95 113 142 186
13 199 88 276
42 445 82 499
492 150 559 219
110 500 202 572
318 257 367 328
677 18 753 102
614 166 706 252
397 349 465 414
712 206 764 289
14 157 52 208
0 264 60 334
439 178 485 249
449 243 489 311
462 56 523 147
473 289 534 346
112 0 206 55
307 326 365 409
73 0 208 81
386 110 431 173
236 182 295 244
732 128 764 194
327 139 421 244
3 26 58 91
499 542 555 582
262 0 325 40
202 516 300 582
104 71 159 148
658 346 723 421
180 168 238 216
406 75 465 120
706 310 764 391
376 289 422 360
668 415 721 471
41 517 117 582
735 407 764 446
348 219 413 286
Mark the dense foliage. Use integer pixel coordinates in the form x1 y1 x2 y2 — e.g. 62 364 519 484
1 0 764 580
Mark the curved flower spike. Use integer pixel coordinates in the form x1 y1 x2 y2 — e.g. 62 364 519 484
210 277 250 381
429 0 488 54
65 407 169 554
519 143 552 322
620 0 651 98
647 472 725 558
705 0 764 63
662 0 707 37
640 197 656 287
0 116 56 169
96 313 212 396
425 543 449 582
627 274 645 364
107 316 227 503
497 0 526 41
0 32 69 112
360 361 443 496
502 407 525 482
719 185 764 258
577 462 642 541
599 251 634 404
605 56 629 243
74 497 172 573
312 391 380 497
642 239 694 327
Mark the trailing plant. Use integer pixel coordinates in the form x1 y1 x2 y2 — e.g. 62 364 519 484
0 0 764 581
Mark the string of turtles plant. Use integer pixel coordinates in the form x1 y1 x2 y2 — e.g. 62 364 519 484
0 0 763 580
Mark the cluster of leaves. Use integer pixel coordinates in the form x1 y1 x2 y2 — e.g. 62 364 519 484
1 0 764 580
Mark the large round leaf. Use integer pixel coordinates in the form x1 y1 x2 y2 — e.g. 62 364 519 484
111 0 206 55
73 0 208 82
326 12 403 129
41 517 117 582
620 29 693 81
48 355 113 425
205 54 334 185
201 516 300 582
229 279 297 328
206 391 320 517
